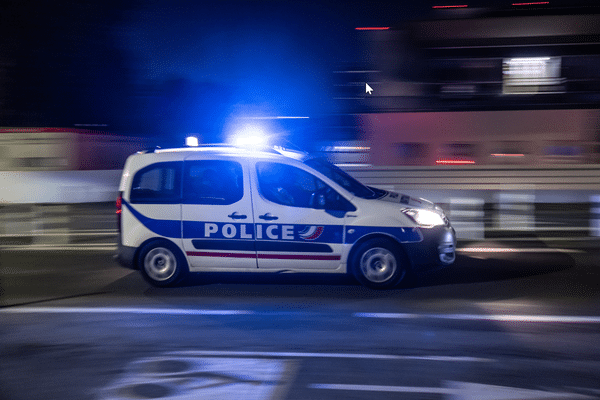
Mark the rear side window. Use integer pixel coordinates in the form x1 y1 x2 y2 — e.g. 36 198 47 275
184 160 244 205
130 162 182 204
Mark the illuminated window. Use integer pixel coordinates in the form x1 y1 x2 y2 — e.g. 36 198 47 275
502 57 563 94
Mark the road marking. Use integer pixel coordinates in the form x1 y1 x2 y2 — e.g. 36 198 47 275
309 383 455 394
3 306 599 325
309 381 596 399
168 350 491 363
0 307 253 315
355 312 600 323
457 247 583 253
99 355 295 400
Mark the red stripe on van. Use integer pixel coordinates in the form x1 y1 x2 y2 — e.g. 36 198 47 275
186 251 255 258
258 254 341 260
186 252 341 261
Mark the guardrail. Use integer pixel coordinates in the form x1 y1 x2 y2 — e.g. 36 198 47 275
0 203 117 247
0 201 597 246
345 164 600 192
345 164 600 239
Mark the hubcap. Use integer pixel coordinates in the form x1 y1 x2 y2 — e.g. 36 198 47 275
360 247 397 283
144 248 177 282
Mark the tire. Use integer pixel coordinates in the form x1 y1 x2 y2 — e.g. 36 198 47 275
350 238 407 289
137 239 188 287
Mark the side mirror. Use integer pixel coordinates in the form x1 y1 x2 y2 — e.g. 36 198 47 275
310 192 327 209
315 193 327 208
311 188 356 213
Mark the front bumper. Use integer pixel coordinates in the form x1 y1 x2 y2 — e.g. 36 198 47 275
403 225 456 272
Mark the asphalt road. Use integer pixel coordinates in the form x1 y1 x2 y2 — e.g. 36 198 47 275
1 240 600 400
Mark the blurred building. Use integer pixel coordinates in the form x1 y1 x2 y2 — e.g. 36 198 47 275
337 3 600 166
0 128 148 171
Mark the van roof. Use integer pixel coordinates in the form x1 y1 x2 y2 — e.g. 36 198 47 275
138 144 308 161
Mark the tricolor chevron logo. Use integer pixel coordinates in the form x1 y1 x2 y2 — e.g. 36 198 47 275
298 226 324 240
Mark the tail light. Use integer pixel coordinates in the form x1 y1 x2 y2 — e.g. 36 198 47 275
116 191 123 235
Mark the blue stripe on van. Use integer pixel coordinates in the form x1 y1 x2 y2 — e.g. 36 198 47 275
123 200 422 244
122 200 180 238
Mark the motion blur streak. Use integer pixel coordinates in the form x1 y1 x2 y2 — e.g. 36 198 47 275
0 307 253 315
435 159 476 165
309 384 456 395
512 2 550 5
432 4 469 8
6 308 599 324
168 350 492 362
457 247 582 253
355 313 600 323
355 27 390 30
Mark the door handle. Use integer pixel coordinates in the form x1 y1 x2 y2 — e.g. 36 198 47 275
228 212 247 220
259 213 278 221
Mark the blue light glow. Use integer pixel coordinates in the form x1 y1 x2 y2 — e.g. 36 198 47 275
186 136 199 146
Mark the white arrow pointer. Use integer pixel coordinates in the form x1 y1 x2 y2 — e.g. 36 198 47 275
309 381 595 399
365 83 373 94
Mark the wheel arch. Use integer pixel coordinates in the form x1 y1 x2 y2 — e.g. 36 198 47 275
347 233 413 272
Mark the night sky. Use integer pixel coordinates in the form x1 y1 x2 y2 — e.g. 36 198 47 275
1 0 581 143
0 1 430 141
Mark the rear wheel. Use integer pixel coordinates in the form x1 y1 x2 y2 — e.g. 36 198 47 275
350 238 407 289
137 240 188 287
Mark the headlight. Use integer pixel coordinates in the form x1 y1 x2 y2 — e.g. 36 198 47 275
402 208 446 227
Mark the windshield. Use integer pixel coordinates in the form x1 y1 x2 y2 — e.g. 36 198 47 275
304 157 382 199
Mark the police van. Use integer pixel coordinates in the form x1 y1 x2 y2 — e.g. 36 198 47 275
116 144 456 289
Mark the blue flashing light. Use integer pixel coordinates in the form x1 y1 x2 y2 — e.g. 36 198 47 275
186 136 199 147
229 123 270 148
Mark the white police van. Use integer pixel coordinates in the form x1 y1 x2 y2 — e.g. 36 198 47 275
116 144 455 289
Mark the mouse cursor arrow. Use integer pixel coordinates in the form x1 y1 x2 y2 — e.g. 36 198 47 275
365 83 373 95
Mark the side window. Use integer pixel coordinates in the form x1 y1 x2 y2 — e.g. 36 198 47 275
256 162 354 211
184 160 243 205
130 162 182 204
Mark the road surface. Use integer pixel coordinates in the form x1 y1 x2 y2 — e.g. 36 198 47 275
1 239 599 399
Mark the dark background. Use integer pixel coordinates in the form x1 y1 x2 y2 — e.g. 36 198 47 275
0 1 432 140
2 0 596 144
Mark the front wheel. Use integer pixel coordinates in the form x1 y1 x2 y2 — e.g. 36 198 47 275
137 240 188 287
350 238 407 289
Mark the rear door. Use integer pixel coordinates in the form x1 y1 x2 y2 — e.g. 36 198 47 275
250 160 354 271
125 160 183 246
181 157 257 270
